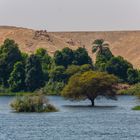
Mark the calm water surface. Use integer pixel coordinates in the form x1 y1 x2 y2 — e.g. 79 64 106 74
0 96 140 140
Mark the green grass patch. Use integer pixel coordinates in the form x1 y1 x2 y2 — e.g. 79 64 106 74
132 106 140 110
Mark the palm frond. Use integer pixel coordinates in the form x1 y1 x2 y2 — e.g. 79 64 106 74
103 42 109 47
92 46 98 53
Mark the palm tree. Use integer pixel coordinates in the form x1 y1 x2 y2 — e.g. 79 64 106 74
92 39 109 54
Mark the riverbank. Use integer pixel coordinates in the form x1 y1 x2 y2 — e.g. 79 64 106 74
0 90 135 97
0 92 33 96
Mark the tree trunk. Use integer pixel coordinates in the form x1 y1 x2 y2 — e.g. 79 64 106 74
99 46 102 54
90 99 95 107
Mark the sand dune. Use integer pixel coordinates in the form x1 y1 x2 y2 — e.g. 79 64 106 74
0 26 140 68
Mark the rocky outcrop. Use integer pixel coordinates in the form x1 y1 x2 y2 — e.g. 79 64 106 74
33 30 52 42
66 39 75 46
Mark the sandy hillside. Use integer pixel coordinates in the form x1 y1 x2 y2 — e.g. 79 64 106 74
0 26 140 68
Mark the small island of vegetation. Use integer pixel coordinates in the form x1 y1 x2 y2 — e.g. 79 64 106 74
10 93 58 112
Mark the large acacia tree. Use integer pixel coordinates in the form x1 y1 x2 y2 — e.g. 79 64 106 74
62 71 118 106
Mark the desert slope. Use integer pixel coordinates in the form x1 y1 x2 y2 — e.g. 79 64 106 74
0 26 140 68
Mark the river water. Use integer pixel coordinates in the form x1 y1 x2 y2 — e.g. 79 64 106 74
0 96 140 140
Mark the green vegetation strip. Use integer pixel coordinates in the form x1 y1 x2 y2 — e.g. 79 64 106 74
118 83 140 96
132 106 140 110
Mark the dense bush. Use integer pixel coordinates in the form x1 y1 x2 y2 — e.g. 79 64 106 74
73 48 92 66
65 64 93 79
0 86 10 95
106 56 133 82
10 94 58 112
127 68 139 84
54 47 92 67
25 55 44 91
35 48 52 75
49 66 67 82
118 83 140 95
43 81 65 95
8 62 25 92
0 39 22 86
54 47 74 67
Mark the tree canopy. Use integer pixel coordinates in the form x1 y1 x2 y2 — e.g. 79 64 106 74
62 71 118 106
92 39 109 54
0 38 139 96
54 47 74 67
8 62 25 92
25 54 44 91
92 40 139 84
54 47 92 67
73 47 92 65
95 47 113 71
105 56 133 82
0 39 22 86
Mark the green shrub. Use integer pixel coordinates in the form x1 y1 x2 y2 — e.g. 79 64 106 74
132 106 140 110
10 94 58 112
44 104 57 112
43 81 65 95
0 86 10 95
118 83 140 95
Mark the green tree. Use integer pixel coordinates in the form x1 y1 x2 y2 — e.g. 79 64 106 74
73 47 92 65
0 39 22 86
43 81 65 95
35 48 52 81
106 56 133 82
36 48 47 56
62 71 118 106
8 62 25 92
95 47 113 71
35 48 51 66
92 39 109 54
127 68 139 84
21 52 28 64
80 64 93 72
49 66 66 82
65 65 81 77
54 47 74 67
25 55 44 91
62 47 74 67
54 50 63 66
65 64 93 82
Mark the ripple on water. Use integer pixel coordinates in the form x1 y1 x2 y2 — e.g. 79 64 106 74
0 96 140 140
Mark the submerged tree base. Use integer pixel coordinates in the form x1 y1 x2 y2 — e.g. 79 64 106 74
10 94 58 113
132 106 140 111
